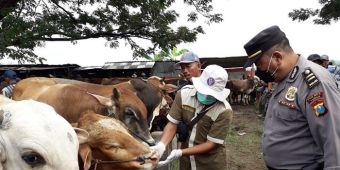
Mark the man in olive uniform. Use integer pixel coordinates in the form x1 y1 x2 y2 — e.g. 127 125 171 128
243 25 340 170
151 64 233 170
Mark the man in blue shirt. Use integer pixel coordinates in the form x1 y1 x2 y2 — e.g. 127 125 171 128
1 70 19 98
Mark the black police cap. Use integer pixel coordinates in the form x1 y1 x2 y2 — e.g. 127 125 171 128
307 54 321 61
243 25 287 68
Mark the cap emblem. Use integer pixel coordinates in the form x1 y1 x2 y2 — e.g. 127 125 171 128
207 77 215 86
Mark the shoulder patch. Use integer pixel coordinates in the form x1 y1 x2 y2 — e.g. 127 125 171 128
303 68 319 89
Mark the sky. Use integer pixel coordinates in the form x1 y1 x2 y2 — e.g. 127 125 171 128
11 0 340 66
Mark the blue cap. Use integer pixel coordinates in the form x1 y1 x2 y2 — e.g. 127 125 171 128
176 52 200 65
2 70 17 79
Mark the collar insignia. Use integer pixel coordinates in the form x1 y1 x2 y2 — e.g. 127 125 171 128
289 66 299 80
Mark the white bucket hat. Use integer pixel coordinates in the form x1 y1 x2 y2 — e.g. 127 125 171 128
192 65 230 102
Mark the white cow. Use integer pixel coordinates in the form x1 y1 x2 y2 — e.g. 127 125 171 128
0 96 87 170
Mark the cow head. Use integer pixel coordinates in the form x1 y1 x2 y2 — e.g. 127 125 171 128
110 88 156 146
145 77 177 116
76 112 157 170
0 98 85 170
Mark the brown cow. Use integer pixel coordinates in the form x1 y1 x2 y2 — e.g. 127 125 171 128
226 76 261 105
76 111 157 170
12 77 155 146
52 77 177 130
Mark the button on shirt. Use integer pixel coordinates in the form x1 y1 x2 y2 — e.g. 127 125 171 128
262 56 340 169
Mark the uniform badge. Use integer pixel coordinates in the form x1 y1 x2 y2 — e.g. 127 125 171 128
306 92 328 117
303 69 319 89
285 86 297 101
314 102 328 117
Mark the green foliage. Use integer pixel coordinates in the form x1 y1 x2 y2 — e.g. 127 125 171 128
289 0 340 24
0 0 222 63
145 47 189 61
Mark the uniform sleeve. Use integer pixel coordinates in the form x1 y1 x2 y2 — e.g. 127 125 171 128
304 80 340 169
207 109 233 144
166 90 183 124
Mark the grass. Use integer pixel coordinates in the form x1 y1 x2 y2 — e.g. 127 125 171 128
225 111 266 170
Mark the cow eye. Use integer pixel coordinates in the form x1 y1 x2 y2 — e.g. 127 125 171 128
104 144 120 150
22 152 46 167
125 110 137 118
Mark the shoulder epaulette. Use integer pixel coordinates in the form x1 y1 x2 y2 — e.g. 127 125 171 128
303 68 319 89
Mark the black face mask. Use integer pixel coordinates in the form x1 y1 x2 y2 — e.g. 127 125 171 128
256 70 275 83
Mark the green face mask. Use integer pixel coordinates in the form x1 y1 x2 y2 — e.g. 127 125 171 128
196 92 217 105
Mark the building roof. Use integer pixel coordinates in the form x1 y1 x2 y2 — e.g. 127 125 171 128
199 56 248 69
102 61 155 70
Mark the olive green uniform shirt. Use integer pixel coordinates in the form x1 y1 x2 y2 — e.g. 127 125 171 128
167 86 233 170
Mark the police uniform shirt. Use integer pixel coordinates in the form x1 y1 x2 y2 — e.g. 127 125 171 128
166 86 233 170
263 56 340 169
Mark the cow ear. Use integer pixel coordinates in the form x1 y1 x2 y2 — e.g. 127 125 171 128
73 127 89 144
163 84 178 94
89 93 112 106
79 144 92 170
112 88 121 99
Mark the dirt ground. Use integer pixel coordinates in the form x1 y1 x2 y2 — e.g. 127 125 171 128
225 104 266 170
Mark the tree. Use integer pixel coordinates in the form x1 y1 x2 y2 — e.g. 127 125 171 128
289 0 340 24
0 0 222 64
0 0 20 20
144 47 188 61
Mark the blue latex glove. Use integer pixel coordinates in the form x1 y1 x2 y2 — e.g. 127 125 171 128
157 149 182 167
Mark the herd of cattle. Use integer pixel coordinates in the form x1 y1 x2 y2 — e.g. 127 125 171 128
0 75 264 170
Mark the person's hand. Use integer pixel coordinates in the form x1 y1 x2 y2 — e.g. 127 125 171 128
157 149 182 167
150 142 166 157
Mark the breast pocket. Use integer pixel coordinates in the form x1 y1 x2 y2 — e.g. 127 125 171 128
276 110 298 121
270 101 304 135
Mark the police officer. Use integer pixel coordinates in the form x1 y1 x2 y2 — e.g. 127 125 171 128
243 25 340 170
